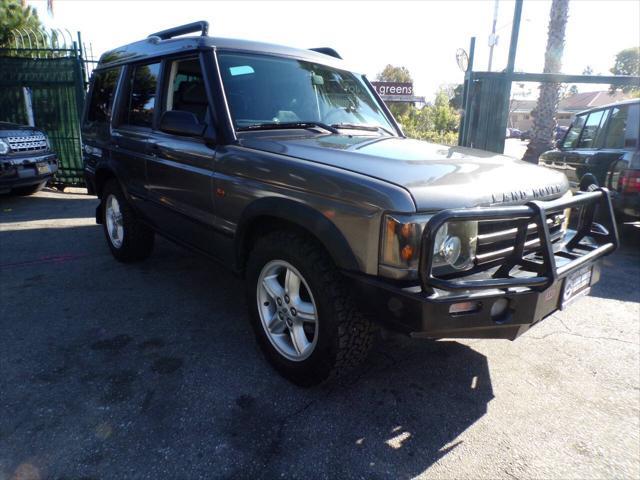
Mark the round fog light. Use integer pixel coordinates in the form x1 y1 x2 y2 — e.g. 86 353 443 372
490 298 509 319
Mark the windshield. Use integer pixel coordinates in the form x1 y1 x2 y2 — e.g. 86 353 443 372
217 52 396 134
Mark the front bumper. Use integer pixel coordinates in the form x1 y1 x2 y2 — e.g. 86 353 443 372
349 189 618 340
0 152 58 193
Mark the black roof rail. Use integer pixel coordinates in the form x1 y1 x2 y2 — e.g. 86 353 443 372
148 21 209 40
309 47 342 59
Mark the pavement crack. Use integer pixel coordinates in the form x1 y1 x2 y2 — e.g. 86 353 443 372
258 396 323 476
526 330 636 345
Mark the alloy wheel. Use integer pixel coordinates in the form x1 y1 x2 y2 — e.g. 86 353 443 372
256 260 319 361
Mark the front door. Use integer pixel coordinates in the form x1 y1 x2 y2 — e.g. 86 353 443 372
145 56 218 255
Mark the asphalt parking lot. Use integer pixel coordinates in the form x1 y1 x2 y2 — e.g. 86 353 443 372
1 190 639 480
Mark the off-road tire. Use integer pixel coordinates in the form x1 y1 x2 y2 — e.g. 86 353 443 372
246 230 373 386
101 179 154 262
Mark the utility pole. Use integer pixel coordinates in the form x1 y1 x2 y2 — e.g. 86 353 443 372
487 0 499 71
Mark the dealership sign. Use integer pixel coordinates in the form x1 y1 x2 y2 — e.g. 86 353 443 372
371 81 414 96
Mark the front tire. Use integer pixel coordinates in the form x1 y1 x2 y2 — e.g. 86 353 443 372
246 231 373 386
101 180 154 262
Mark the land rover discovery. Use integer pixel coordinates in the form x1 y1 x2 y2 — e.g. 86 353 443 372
82 22 618 385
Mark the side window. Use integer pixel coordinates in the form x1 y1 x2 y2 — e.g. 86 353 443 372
592 108 611 148
603 106 628 149
562 114 586 149
164 58 208 124
577 109 606 149
126 62 161 127
85 67 121 136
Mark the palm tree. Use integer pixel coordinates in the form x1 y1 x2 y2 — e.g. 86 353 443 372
522 0 570 163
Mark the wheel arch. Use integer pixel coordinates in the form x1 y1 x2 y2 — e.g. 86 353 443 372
235 197 360 274
94 166 119 198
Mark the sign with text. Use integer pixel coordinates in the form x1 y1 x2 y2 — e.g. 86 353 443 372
371 81 414 96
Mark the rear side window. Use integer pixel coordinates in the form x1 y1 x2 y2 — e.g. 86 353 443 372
577 109 606 149
85 67 121 133
605 104 640 149
126 62 160 127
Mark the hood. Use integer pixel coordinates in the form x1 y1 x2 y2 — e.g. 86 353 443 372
0 122 39 137
238 133 570 210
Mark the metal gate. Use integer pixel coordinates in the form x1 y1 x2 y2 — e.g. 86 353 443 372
457 0 640 155
0 29 93 187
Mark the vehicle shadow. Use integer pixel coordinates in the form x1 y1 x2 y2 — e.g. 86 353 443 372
589 243 640 303
0 219 493 480
0 188 98 223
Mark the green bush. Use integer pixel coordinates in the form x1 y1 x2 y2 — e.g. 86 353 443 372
395 89 460 146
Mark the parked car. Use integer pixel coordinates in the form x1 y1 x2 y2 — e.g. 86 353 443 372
82 22 618 385
506 128 522 139
540 99 640 224
554 125 568 141
520 129 532 141
0 122 58 195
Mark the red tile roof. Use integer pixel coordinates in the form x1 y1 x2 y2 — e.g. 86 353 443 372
559 90 632 111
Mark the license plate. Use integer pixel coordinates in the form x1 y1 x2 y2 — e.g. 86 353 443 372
561 265 593 309
36 162 49 175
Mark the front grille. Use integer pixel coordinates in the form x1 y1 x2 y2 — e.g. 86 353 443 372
475 213 565 266
6 134 48 153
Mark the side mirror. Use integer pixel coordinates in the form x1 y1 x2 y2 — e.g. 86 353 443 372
555 138 563 149
159 110 206 137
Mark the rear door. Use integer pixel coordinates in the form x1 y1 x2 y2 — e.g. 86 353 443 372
145 55 218 254
110 62 161 207
565 108 609 187
599 104 639 187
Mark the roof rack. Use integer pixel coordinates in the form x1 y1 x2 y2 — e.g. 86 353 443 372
148 21 209 40
309 47 342 60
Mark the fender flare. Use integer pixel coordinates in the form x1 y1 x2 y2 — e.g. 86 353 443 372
235 197 360 272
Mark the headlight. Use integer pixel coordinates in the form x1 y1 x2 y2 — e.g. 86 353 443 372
380 213 478 276
44 134 52 150
0 139 9 155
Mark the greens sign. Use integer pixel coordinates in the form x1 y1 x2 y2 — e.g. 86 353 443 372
371 81 414 96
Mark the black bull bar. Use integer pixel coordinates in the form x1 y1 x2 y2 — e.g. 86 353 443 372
419 188 619 294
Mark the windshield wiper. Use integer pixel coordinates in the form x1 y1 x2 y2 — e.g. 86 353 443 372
237 122 339 134
331 123 395 136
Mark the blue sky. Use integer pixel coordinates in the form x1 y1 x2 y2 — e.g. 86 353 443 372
27 0 640 100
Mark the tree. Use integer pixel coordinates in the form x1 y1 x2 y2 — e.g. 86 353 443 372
449 84 464 110
523 0 570 164
609 47 640 94
376 64 413 117
397 87 460 145
0 0 43 48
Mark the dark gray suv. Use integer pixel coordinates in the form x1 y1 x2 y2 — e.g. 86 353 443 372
82 22 619 385
540 99 640 225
